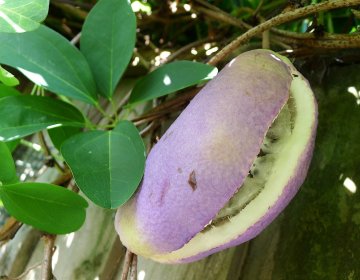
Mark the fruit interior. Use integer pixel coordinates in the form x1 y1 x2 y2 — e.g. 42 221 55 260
208 95 295 228
152 72 316 263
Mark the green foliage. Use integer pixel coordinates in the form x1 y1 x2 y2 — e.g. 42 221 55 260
0 0 49 33
5 139 20 153
81 0 136 98
0 142 18 185
48 126 81 150
61 121 146 209
0 182 88 234
129 61 217 105
0 66 19 86
0 25 98 104
0 95 85 141
0 84 20 98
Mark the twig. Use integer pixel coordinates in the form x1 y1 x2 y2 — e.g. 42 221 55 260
121 249 133 280
208 0 360 65
166 37 218 62
273 34 360 49
194 5 251 30
41 234 56 280
38 132 65 173
129 254 137 280
253 0 264 17
194 0 225 13
271 28 360 40
0 217 22 242
7 262 43 280
140 122 156 137
70 32 81 45
261 18 270 49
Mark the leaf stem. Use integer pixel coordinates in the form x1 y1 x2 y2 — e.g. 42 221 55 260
38 132 65 173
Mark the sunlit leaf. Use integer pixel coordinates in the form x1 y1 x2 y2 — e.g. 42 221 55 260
129 61 217 105
62 121 145 208
0 142 18 185
0 182 88 234
0 66 19 86
0 95 85 141
0 0 49 33
81 0 136 98
0 25 98 104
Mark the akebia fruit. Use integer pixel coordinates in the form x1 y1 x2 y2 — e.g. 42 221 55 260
115 49 317 263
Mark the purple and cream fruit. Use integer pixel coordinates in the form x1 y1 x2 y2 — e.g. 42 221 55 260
115 49 317 263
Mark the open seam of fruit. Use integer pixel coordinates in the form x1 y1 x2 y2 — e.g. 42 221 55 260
115 50 317 264
149 55 317 263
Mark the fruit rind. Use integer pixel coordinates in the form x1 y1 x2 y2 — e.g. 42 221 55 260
115 49 317 263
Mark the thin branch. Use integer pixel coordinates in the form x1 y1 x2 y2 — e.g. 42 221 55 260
273 34 360 49
41 234 56 280
165 37 218 62
0 217 22 242
121 249 133 280
194 0 225 13
38 132 65 173
140 122 156 137
194 5 251 30
253 0 264 17
6 262 43 280
130 254 137 280
208 0 360 65
271 28 360 40
70 32 81 45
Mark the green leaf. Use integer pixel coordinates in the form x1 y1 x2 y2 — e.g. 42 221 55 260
0 25 98 104
0 95 85 141
0 84 20 98
0 142 18 185
5 139 20 152
0 0 49 33
62 121 145 208
0 182 88 234
129 61 218 105
48 126 81 150
0 66 19 86
81 0 136 98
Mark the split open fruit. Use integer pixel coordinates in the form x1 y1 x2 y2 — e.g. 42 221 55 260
115 49 317 263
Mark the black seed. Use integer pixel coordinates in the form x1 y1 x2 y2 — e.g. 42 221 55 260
257 149 267 157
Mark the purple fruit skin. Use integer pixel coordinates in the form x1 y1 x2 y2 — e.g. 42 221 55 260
179 104 317 263
115 49 316 262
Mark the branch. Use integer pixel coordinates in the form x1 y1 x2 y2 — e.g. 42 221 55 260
121 249 133 280
130 254 138 280
208 0 360 65
273 33 360 49
41 234 56 280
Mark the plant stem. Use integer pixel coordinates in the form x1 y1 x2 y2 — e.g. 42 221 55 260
121 249 133 280
208 0 360 65
130 254 137 280
38 132 65 173
41 234 56 280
